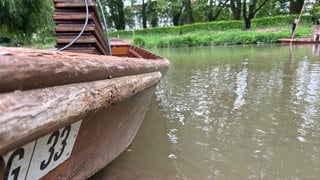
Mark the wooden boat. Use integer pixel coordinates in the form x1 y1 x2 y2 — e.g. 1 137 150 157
0 41 169 180
278 38 320 44
0 1 169 179
278 25 320 44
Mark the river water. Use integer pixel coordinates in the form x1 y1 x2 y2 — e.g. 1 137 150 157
93 44 320 179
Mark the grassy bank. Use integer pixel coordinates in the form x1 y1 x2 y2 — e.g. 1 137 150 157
1 15 313 49
110 15 313 48
130 27 311 48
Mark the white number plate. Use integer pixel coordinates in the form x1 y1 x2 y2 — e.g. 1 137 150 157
3 120 82 180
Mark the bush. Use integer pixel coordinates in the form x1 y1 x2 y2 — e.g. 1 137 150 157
252 15 313 28
110 20 243 38
110 15 313 40
0 31 10 45
133 36 145 46
121 15 313 48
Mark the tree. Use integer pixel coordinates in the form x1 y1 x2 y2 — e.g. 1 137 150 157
148 1 159 27
182 0 194 24
169 0 184 26
141 0 159 28
141 0 147 28
207 0 230 21
156 0 194 26
230 0 242 20
124 1 136 29
106 0 125 30
0 0 54 45
290 0 304 14
243 0 270 29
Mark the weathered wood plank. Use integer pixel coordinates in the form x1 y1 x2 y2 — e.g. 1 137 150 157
0 47 169 92
0 72 162 155
56 35 108 54
55 24 108 50
42 87 155 179
53 0 109 55
129 48 143 58
111 45 130 56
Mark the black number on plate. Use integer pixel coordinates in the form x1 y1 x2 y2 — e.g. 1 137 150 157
54 125 71 161
40 125 71 170
4 148 25 180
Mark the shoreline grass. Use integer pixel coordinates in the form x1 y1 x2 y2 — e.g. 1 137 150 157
130 27 312 48
1 15 314 49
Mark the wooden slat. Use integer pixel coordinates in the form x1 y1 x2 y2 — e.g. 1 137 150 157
54 3 100 19
55 24 109 51
0 72 162 155
57 36 108 55
54 46 100 54
53 0 110 55
111 46 130 57
0 46 169 93
55 2 96 7
55 29 108 54
129 48 143 58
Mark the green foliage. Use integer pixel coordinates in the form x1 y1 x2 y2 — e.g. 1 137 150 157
316 3 320 15
252 15 313 28
124 15 314 48
135 28 306 48
0 30 10 46
110 20 244 39
0 0 54 45
111 15 314 40
133 36 146 46
31 36 56 49
104 0 125 30
181 20 243 32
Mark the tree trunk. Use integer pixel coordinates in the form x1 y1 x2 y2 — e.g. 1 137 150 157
172 6 183 26
116 1 125 30
172 14 180 26
207 0 214 21
207 0 228 21
242 0 270 29
184 0 194 24
142 0 147 28
230 0 241 20
148 0 158 27
244 18 251 29
290 0 304 14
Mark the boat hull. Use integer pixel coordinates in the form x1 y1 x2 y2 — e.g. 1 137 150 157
42 87 155 179
278 38 320 44
0 45 169 179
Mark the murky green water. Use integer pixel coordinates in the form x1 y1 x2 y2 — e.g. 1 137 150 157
93 44 320 179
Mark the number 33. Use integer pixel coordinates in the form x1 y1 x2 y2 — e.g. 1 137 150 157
40 125 71 170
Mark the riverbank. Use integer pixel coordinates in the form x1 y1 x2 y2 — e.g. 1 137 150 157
19 26 313 49
109 15 313 48
129 27 312 48
2 15 313 49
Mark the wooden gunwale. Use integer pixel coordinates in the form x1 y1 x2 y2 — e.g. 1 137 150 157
0 44 169 179
43 87 157 179
0 0 169 178
0 46 169 93
278 38 320 44
0 71 162 155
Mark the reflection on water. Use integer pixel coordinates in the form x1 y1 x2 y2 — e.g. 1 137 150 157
93 44 320 179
